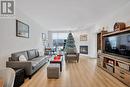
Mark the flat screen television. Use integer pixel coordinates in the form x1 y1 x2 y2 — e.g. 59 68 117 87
104 33 130 58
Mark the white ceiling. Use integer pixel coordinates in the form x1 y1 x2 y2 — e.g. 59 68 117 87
16 0 129 30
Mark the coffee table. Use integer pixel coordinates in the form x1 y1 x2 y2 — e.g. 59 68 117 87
50 55 63 72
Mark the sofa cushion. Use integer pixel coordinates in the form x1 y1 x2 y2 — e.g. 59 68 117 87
27 49 37 60
30 56 45 63
38 51 44 56
35 49 39 57
29 56 47 69
11 51 28 61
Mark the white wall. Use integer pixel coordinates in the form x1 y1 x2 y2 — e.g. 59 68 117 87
73 2 130 58
73 31 89 53
88 29 97 58
97 1 130 32
91 2 130 58
0 9 46 67
73 26 97 58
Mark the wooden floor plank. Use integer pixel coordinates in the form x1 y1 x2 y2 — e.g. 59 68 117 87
21 56 128 87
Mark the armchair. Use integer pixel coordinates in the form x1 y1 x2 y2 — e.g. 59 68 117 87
65 53 79 62
65 48 79 63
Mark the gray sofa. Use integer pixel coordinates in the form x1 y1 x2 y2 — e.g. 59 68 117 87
6 49 49 78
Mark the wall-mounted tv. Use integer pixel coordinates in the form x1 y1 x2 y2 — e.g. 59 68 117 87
104 33 130 58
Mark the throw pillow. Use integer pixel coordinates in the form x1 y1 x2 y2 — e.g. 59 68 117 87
38 50 44 56
19 55 27 62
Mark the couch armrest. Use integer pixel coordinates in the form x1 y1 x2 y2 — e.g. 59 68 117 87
6 61 32 75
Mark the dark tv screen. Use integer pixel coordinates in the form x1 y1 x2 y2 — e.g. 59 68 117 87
105 33 130 58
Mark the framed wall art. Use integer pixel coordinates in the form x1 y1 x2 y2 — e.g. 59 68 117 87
16 20 29 38
80 34 87 41
42 33 46 41
42 33 47 46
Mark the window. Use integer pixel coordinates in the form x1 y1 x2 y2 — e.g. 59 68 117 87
52 33 68 49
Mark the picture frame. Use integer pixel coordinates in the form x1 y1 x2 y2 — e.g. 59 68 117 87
80 34 87 41
16 20 29 38
42 33 46 41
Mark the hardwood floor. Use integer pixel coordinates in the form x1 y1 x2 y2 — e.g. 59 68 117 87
21 56 127 87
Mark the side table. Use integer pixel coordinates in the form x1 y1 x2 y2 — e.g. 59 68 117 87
13 68 25 87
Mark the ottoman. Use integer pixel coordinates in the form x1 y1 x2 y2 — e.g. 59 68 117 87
47 64 60 79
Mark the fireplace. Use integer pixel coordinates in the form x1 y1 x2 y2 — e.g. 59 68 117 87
80 46 88 54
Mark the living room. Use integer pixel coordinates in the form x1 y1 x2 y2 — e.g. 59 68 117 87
0 0 130 87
